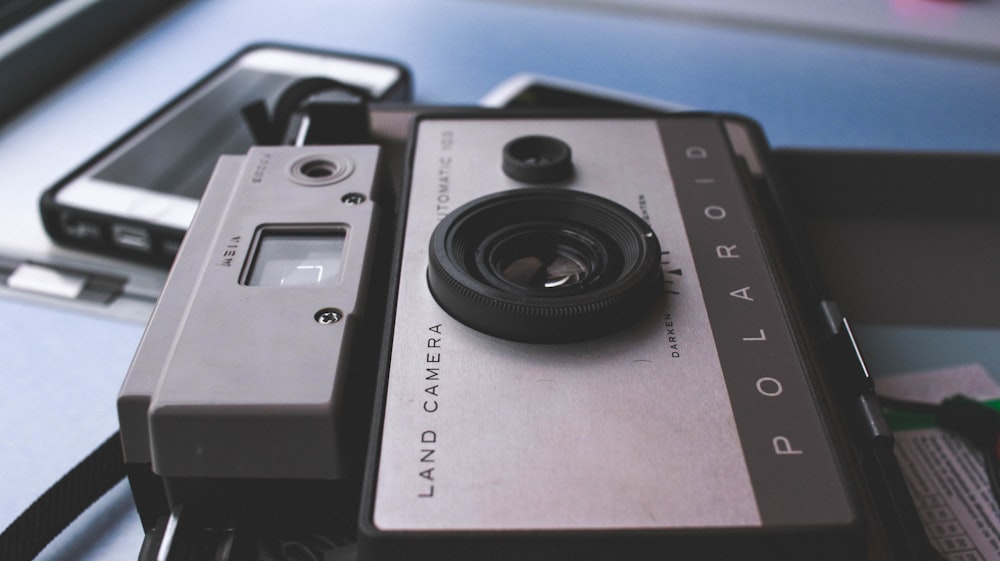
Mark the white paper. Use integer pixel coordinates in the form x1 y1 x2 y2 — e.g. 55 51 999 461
875 364 1000 560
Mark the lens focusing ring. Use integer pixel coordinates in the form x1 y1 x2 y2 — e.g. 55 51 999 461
427 189 663 343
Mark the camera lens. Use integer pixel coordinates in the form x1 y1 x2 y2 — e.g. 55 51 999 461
502 135 573 183
483 225 608 290
427 189 662 343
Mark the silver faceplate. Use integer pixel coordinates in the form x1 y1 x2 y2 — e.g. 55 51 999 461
373 119 758 530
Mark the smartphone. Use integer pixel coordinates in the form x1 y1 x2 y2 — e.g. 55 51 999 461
40 44 411 266
479 72 687 112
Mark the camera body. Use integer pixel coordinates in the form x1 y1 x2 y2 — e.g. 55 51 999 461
118 144 393 544
119 110 869 560
361 113 861 560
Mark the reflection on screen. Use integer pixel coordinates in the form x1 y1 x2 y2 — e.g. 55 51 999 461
94 69 294 198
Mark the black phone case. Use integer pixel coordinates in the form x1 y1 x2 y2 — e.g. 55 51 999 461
39 43 412 267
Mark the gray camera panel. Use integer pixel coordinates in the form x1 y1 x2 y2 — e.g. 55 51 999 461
374 118 760 530
119 145 383 480
119 156 245 466
658 117 854 526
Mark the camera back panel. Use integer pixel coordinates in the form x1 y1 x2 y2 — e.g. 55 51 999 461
363 115 861 559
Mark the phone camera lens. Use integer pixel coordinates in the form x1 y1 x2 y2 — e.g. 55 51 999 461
502 135 573 183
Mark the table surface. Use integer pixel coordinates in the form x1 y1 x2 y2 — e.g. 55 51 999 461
1 1 999 560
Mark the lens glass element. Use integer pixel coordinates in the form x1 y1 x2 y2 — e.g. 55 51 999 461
484 225 606 291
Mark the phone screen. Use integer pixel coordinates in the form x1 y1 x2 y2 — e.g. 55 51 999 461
55 46 405 213
91 68 292 199
41 46 407 264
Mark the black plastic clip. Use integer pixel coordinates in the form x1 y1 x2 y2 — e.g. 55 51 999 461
240 77 372 146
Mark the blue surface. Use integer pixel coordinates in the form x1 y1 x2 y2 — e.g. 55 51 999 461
7 0 998 156
1 1 998 560
0 298 145 561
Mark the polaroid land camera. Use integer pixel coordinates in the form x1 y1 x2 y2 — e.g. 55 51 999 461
117 107 923 561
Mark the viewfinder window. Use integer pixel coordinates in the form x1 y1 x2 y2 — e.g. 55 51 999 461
246 230 346 287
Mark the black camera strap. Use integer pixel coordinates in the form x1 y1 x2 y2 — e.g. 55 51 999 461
0 432 124 561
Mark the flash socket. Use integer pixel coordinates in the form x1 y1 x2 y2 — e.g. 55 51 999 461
288 155 355 186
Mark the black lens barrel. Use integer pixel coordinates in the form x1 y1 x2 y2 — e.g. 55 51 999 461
427 188 662 343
